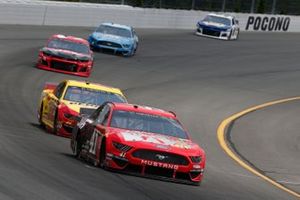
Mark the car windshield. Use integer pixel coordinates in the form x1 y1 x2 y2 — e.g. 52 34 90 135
64 86 126 105
110 110 188 139
95 25 132 38
47 39 90 54
203 15 231 26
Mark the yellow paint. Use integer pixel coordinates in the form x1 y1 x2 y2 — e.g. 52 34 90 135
39 79 127 127
217 96 300 198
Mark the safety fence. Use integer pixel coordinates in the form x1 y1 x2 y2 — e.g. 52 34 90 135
0 0 300 32
55 0 300 15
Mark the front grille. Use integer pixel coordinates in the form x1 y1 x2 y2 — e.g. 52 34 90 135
202 29 220 37
79 108 96 115
51 61 78 72
97 41 122 48
132 149 189 166
45 52 89 62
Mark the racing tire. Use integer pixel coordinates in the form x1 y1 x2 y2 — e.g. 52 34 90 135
73 133 82 158
53 110 59 135
227 30 232 41
235 30 240 40
39 103 45 128
99 139 106 169
134 43 138 54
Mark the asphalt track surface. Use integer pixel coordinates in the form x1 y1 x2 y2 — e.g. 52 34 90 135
0 25 299 200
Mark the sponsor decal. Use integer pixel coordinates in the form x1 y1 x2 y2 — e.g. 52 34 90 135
155 144 170 150
245 16 290 31
121 130 192 149
141 160 179 170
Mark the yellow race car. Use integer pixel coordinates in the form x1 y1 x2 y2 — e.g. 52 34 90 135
38 80 127 137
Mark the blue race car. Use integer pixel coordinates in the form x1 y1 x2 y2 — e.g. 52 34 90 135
196 13 240 40
88 23 139 56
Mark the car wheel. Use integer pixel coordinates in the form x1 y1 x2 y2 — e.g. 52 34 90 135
99 139 106 169
227 30 232 40
53 110 59 135
73 132 82 158
134 43 138 53
39 103 45 128
235 30 240 40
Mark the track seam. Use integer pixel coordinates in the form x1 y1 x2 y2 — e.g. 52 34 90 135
217 96 300 199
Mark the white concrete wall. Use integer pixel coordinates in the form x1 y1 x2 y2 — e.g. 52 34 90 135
0 0 300 32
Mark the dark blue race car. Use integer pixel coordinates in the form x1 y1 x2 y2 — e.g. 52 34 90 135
196 13 240 40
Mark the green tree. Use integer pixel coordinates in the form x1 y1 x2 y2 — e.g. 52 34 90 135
257 0 266 13
234 0 241 12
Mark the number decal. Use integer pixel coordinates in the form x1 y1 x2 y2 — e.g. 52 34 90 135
78 117 87 129
89 129 100 155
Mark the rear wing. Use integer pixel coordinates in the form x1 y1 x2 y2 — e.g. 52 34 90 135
43 82 58 91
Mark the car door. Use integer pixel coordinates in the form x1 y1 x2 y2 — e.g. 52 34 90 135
47 82 66 126
85 104 111 157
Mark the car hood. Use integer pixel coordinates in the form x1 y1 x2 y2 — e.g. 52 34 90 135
92 32 132 44
198 21 230 30
109 128 203 154
42 47 91 61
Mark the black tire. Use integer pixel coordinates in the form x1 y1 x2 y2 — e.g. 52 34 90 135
74 131 82 158
236 30 240 40
227 30 232 40
99 138 106 169
39 103 45 128
134 43 138 53
53 110 59 135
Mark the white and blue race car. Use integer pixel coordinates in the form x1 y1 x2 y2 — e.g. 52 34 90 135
196 13 240 40
88 22 139 56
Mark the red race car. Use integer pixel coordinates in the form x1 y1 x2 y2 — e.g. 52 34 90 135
37 34 93 77
71 102 206 185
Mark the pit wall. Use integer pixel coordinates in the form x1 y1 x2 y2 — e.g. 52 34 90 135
0 0 300 32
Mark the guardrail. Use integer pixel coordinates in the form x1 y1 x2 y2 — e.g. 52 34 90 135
0 0 300 32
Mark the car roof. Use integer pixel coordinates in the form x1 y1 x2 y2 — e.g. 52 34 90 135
65 80 125 97
100 22 132 31
207 13 235 20
110 103 176 119
50 34 89 45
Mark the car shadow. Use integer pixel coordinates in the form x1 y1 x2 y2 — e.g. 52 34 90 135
28 122 65 138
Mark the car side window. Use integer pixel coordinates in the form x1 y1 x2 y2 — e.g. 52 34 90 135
54 82 66 99
96 105 111 126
